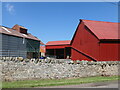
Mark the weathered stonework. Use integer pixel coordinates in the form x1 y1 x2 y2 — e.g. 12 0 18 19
0 58 119 81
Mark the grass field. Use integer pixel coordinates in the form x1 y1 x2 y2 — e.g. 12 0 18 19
2 76 119 88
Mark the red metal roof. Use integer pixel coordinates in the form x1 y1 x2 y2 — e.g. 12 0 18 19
82 19 119 40
46 40 71 46
0 26 40 41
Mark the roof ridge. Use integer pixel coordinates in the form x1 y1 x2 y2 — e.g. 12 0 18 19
47 40 71 42
2 26 11 29
81 19 118 24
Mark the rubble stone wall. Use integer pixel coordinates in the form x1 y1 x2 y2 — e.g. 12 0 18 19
1 58 119 81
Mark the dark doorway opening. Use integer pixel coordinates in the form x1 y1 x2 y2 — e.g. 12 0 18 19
56 49 64 59
46 47 71 59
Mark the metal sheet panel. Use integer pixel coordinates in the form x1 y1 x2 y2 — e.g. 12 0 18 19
82 19 119 39
71 21 100 61
2 34 27 58
0 34 2 56
46 45 71 49
71 48 92 61
99 43 119 61
46 40 71 45
1 26 40 41
26 39 40 52
71 20 119 61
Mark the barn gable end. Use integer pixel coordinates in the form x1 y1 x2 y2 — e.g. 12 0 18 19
71 20 100 61
71 19 119 61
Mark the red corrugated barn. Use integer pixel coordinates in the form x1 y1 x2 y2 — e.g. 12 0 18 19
71 19 119 61
46 40 71 59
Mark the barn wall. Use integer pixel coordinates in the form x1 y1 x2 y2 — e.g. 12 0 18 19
26 39 40 59
71 21 100 61
26 39 40 52
1 34 26 58
99 43 119 61
71 48 91 61
1 34 40 58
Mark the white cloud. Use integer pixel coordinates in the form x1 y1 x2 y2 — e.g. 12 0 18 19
5 3 15 14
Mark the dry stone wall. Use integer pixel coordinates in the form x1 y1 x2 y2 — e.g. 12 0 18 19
0 58 119 81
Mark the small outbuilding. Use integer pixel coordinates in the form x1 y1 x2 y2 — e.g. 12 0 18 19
46 40 71 59
71 19 119 61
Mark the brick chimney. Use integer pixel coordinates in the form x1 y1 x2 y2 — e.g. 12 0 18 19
12 24 28 34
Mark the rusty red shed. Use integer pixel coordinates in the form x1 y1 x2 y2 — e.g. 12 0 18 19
46 40 71 59
71 19 119 61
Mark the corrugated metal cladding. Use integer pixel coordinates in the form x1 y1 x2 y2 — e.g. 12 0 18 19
46 45 70 49
46 40 71 46
0 25 40 59
26 39 40 52
1 34 26 58
0 34 2 56
71 19 119 61
1 33 40 58
71 21 99 61
46 40 71 49
99 43 119 61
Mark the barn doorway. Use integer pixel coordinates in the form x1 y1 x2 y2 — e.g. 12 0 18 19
46 47 71 59
56 49 64 59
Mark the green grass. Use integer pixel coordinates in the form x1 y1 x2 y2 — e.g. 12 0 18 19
2 76 119 88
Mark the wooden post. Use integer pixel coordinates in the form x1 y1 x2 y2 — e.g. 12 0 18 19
54 49 56 58
64 48 66 59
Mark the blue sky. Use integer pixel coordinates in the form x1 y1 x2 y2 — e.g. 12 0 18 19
2 2 118 44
